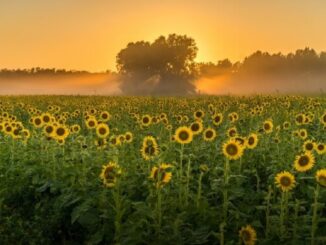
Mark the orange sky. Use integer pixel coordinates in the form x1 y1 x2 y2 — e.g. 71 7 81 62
1 0 326 72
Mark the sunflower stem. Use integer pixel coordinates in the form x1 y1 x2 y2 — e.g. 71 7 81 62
311 184 320 245
265 185 272 237
280 191 288 240
179 144 184 207
196 172 203 208
223 158 230 221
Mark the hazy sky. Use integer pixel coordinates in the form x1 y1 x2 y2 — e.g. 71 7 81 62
1 0 326 72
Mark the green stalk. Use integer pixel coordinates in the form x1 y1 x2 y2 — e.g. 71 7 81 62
280 191 288 240
265 185 272 237
311 184 320 245
196 172 203 208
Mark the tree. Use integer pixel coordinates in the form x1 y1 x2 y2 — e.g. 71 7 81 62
116 34 198 95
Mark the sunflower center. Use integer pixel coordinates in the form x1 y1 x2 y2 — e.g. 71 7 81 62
214 116 221 123
102 114 108 119
191 123 200 131
226 143 238 156
298 156 309 166
280 176 291 187
248 137 255 145
264 123 270 130
104 167 115 180
205 130 213 138
318 145 324 151
46 126 53 133
56 128 65 136
99 127 107 135
306 143 313 150
88 121 95 127
145 146 155 155
241 230 251 242
43 116 50 122
35 118 41 125
179 131 189 141
143 117 149 123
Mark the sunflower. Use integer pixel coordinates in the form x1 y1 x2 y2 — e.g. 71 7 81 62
96 123 110 139
315 143 326 155
109 136 121 146
298 129 308 140
32 116 44 128
203 127 217 142
149 163 173 188
100 162 122 188
263 120 273 134
227 127 237 138
44 124 56 137
140 140 159 160
246 133 258 149
294 151 315 172
239 225 257 245
95 138 107 149
275 171 296 192
53 125 69 140
295 113 306 125
100 111 111 122
190 121 203 135
283 121 291 130
194 110 205 120
320 112 326 126
86 117 98 129
212 113 223 126
141 114 151 127
41 113 52 125
174 126 193 144
72 124 81 133
302 140 316 152
316 169 326 187
124 132 133 143
222 139 244 160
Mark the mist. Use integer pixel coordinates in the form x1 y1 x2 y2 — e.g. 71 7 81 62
0 74 120 95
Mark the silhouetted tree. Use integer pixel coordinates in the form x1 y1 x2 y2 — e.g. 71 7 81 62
116 34 198 95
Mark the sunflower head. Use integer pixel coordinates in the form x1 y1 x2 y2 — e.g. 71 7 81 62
222 139 244 160
96 123 110 139
190 121 203 135
100 162 122 188
275 171 296 192
263 120 273 134
316 169 326 187
246 133 258 149
239 225 257 245
303 140 316 152
294 151 315 172
315 143 326 155
174 126 193 144
149 163 173 188
212 113 223 126
203 127 217 142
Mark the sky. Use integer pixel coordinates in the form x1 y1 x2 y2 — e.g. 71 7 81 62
1 0 326 72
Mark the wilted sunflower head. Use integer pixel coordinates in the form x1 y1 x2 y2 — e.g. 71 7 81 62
239 225 257 245
100 162 122 188
149 163 173 188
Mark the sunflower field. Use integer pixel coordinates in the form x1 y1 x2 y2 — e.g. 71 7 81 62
0 95 325 245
